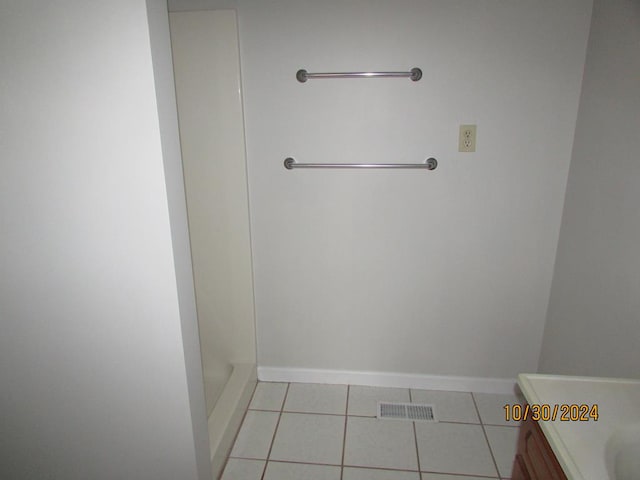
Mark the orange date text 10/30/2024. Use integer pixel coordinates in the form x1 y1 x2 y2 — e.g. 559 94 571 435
504 403 599 422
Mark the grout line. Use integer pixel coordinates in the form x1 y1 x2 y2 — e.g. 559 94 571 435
409 389 423 478
280 410 349 417
247 379 260 405
247 408 493 425
471 392 503 480
268 459 422 473
247 408 286 413
228 455 268 461
259 382 290 480
243 410 500 425
340 385 350 480
343 464 423 474
278 382 287 411
260 459 342 467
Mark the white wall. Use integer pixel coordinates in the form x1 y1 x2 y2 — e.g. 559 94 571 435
539 0 640 378
0 1 209 478
236 0 593 383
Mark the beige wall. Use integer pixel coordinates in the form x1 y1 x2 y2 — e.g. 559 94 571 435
539 0 640 378
170 10 257 381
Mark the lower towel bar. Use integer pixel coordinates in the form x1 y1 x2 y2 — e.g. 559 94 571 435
284 157 438 170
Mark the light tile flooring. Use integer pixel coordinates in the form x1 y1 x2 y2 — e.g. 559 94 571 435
220 382 523 480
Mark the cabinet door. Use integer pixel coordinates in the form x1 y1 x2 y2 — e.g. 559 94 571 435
511 412 567 480
511 453 531 480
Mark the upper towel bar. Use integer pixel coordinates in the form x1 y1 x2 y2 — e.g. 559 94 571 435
296 67 422 83
284 157 437 170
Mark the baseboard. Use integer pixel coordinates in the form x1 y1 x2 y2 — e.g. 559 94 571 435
257 366 518 395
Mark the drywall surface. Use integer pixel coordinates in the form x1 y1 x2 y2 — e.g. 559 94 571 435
146 0 211 477
238 0 593 380
0 1 205 478
539 0 640 378
169 10 256 383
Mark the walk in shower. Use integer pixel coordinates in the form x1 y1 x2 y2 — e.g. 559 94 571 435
169 9 257 478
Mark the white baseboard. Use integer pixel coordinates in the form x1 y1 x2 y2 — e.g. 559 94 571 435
257 366 518 394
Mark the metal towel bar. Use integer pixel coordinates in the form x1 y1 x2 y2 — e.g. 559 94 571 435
284 157 437 170
296 68 422 82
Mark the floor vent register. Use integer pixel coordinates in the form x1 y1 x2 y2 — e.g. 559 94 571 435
377 402 436 422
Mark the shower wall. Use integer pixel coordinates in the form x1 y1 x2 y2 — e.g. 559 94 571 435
234 0 594 385
169 9 256 412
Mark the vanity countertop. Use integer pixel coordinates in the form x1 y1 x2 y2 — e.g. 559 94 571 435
517 374 640 480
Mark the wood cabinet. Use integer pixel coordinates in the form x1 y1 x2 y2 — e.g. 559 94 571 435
511 410 568 480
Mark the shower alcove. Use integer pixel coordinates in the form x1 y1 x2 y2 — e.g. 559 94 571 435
169 9 257 478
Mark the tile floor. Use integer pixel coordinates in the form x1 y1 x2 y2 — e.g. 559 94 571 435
220 382 523 480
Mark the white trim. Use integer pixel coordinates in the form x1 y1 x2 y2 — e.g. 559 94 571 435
257 366 517 394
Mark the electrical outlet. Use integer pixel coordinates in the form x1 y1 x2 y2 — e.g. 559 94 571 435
459 124 477 152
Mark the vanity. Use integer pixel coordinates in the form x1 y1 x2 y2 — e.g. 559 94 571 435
512 374 640 480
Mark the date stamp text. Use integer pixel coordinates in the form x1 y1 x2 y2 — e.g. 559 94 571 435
504 403 599 422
